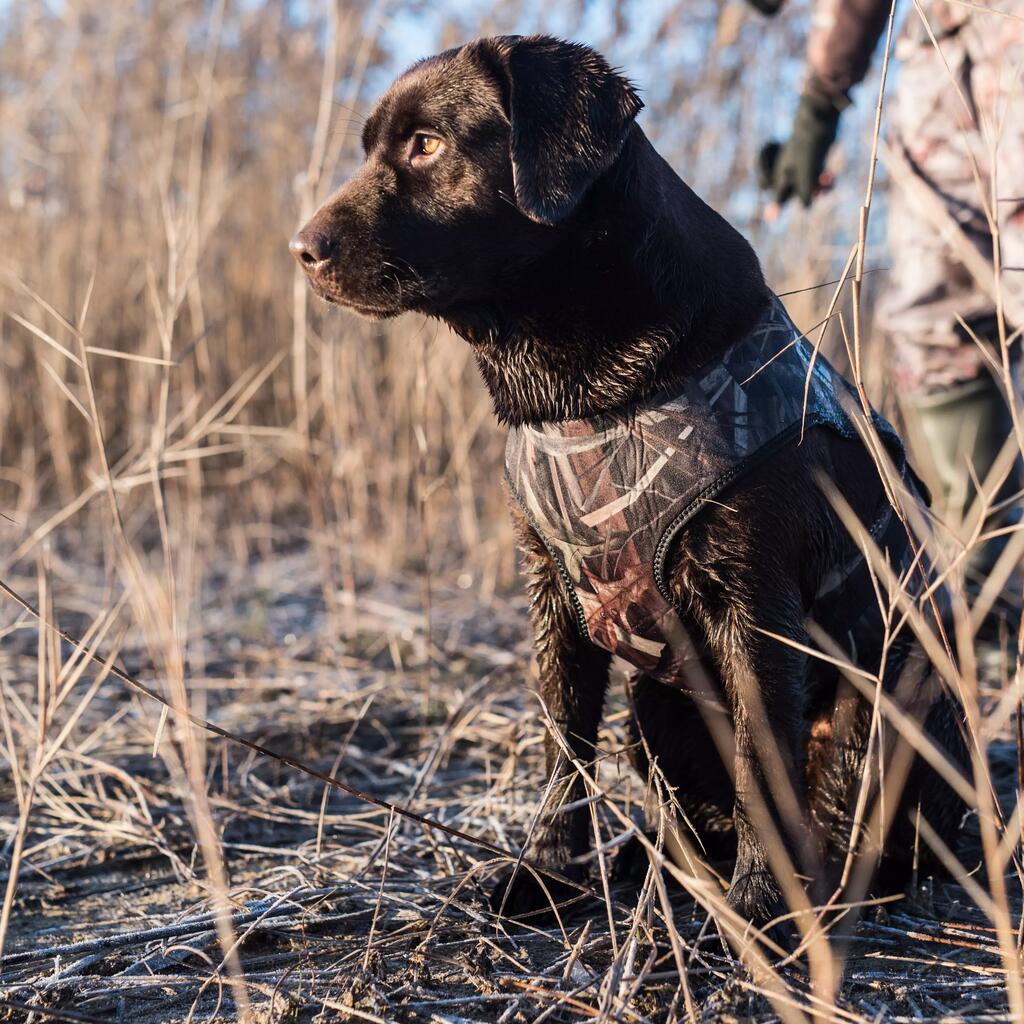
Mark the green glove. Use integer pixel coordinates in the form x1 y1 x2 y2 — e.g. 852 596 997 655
759 93 841 208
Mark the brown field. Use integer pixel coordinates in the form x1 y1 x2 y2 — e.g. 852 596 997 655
1 2 1021 1022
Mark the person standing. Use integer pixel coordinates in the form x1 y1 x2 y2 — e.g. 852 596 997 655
757 0 1023 593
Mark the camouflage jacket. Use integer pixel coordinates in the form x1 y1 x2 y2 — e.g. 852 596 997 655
806 0 972 107
505 298 909 688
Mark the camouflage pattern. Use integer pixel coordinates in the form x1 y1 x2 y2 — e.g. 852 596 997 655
805 0 1024 394
805 0 972 108
505 298 907 687
881 6 1024 393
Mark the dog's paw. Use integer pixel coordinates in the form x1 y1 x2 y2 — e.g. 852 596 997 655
725 869 796 955
725 868 786 930
489 864 586 925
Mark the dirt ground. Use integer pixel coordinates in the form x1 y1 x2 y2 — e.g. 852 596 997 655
0 546 1018 1023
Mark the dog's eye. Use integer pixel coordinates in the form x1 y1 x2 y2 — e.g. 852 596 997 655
410 133 443 162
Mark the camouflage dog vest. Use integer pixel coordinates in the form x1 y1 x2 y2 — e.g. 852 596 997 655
505 298 910 687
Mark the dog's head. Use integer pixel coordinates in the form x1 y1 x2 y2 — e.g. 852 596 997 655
290 36 642 320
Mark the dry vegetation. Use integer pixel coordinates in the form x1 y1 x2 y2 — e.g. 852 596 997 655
0 1 1021 1022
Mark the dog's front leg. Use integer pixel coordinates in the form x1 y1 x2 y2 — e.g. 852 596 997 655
718 597 816 928
491 506 612 921
681 557 816 928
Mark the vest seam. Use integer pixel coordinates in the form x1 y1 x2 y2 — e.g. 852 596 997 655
651 417 836 610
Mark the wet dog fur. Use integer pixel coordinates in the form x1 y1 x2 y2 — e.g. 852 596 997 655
291 35 968 927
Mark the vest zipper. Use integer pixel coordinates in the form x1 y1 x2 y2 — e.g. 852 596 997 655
503 465 593 641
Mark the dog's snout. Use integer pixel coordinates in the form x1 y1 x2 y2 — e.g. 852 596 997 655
289 227 332 268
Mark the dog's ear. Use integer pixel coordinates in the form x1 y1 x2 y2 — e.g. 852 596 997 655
477 36 643 226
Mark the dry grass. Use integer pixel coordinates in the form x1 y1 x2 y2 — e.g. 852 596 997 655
1 1 1023 1021
0 548 1016 1023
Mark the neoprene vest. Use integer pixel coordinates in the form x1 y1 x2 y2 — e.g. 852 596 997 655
505 297 912 687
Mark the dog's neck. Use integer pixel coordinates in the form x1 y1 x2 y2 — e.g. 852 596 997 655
445 129 770 427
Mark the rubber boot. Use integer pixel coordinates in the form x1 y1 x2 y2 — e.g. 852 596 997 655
902 375 1019 539
901 375 1022 671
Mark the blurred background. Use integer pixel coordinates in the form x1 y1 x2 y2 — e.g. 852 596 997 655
0 0 889 593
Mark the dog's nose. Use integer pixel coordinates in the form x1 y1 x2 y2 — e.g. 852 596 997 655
289 228 332 268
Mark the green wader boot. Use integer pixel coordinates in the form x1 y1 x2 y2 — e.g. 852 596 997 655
901 375 1023 671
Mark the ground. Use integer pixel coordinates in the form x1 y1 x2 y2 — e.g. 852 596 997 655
0 546 1018 1022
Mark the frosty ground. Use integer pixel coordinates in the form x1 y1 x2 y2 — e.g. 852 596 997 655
0 545 1017 1023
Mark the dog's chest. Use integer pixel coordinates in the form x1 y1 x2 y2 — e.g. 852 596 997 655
505 299 889 687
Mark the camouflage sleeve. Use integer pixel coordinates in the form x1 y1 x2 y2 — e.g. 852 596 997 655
805 0 892 107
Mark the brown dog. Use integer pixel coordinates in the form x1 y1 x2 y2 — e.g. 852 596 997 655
291 35 967 926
